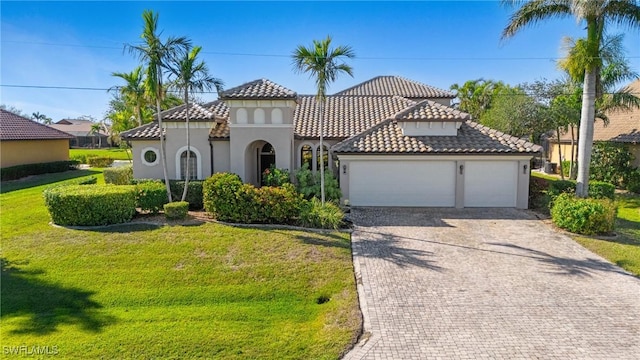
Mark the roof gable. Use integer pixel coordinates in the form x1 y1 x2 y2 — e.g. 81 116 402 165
161 100 228 121
394 100 470 121
336 75 454 99
0 109 74 141
220 79 297 100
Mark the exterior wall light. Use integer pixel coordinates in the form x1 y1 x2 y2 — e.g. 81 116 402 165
343 164 347 174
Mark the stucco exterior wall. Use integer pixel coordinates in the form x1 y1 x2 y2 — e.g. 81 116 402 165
164 125 213 180
1 139 69 168
547 142 575 167
131 140 162 179
212 141 231 173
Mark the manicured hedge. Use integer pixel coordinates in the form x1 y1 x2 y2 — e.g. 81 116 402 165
164 201 189 220
104 165 133 185
550 193 617 235
43 185 136 226
1 160 79 181
131 179 204 210
588 181 615 200
87 156 114 168
135 182 168 214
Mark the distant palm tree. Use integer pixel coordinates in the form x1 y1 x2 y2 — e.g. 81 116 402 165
32 111 52 124
111 66 148 127
168 45 224 201
292 36 355 204
126 10 190 202
502 0 640 197
89 122 104 148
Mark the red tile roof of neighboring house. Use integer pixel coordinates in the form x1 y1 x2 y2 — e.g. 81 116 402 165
0 109 74 140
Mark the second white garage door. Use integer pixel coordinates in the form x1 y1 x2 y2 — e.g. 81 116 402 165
349 160 456 206
464 161 518 207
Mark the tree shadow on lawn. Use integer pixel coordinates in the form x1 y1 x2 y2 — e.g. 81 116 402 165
487 243 638 279
1 169 102 194
1 258 116 335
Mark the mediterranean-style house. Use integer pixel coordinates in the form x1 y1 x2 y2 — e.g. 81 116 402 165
48 119 110 148
0 109 74 168
121 76 541 208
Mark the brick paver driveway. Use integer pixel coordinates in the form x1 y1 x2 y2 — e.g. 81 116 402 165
344 208 640 360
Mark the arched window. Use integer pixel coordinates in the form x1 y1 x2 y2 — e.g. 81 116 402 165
180 150 197 180
300 145 313 168
317 145 328 171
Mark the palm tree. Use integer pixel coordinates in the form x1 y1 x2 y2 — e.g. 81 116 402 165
168 45 224 201
292 35 355 204
502 0 640 197
89 122 104 148
110 66 148 127
31 112 52 124
126 10 190 202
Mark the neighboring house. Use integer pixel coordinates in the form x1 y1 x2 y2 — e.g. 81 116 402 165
0 109 74 168
48 119 110 148
121 76 541 208
546 79 640 169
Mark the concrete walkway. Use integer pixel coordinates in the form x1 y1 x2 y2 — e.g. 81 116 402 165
344 208 640 359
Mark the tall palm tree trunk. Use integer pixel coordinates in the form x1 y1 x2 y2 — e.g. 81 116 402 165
182 89 191 202
556 127 565 180
576 68 597 197
319 100 325 204
156 70 172 202
569 126 576 180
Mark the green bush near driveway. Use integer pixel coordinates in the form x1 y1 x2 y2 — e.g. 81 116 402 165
299 198 344 230
164 201 189 219
551 193 617 235
104 165 133 185
43 184 136 226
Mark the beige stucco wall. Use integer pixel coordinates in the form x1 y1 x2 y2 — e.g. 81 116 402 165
548 142 575 166
131 140 162 179
1 139 69 168
212 141 231 173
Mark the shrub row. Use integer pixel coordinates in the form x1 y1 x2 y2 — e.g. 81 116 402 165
44 185 136 226
87 156 114 168
164 201 189 220
547 179 615 203
203 172 343 228
135 182 168 214
1 160 79 181
130 179 204 209
104 165 133 185
551 193 616 235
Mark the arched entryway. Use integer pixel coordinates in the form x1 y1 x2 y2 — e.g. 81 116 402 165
244 140 276 186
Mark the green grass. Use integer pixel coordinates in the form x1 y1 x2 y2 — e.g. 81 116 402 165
1 171 360 359
69 148 132 161
531 171 561 182
573 193 640 276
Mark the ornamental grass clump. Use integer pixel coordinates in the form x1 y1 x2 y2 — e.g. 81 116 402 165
43 184 136 226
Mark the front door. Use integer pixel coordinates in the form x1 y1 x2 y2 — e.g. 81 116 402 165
258 143 275 185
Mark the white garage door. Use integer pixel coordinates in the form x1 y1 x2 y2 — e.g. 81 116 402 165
464 161 518 207
349 160 456 206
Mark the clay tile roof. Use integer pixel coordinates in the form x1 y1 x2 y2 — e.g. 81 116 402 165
120 121 162 140
209 121 230 139
220 79 297 100
293 95 416 139
333 119 542 154
336 75 454 99
394 100 471 121
0 109 74 140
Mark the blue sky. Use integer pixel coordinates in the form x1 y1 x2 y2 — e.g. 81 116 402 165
2 1 639 122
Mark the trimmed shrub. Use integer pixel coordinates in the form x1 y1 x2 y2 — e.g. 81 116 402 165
164 201 189 220
550 193 617 235
252 183 303 224
64 176 98 186
262 165 291 187
87 156 114 168
590 142 634 186
299 198 344 230
169 181 204 210
70 153 88 164
1 160 79 181
135 182 169 214
529 176 551 211
203 173 245 220
588 181 615 200
294 163 342 201
104 165 133 185
623 169 640 194
43 184 136 226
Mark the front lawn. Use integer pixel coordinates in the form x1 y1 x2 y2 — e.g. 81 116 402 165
1 171 360 359
69 148 132 161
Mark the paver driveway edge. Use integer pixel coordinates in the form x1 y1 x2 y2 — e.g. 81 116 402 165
342 207 640 360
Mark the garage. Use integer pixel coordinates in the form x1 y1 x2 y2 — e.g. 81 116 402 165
348 160 456 207
464 161 518 207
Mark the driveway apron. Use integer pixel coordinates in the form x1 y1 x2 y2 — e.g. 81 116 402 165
344 208 640 360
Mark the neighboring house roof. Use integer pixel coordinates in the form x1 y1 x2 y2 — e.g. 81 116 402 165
394 100 471 121
0 109 74 140
335 75 454 99
294 95 415 139
220 78 297 100
161 100 229 121
333 119 542 154
49 118 109 137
